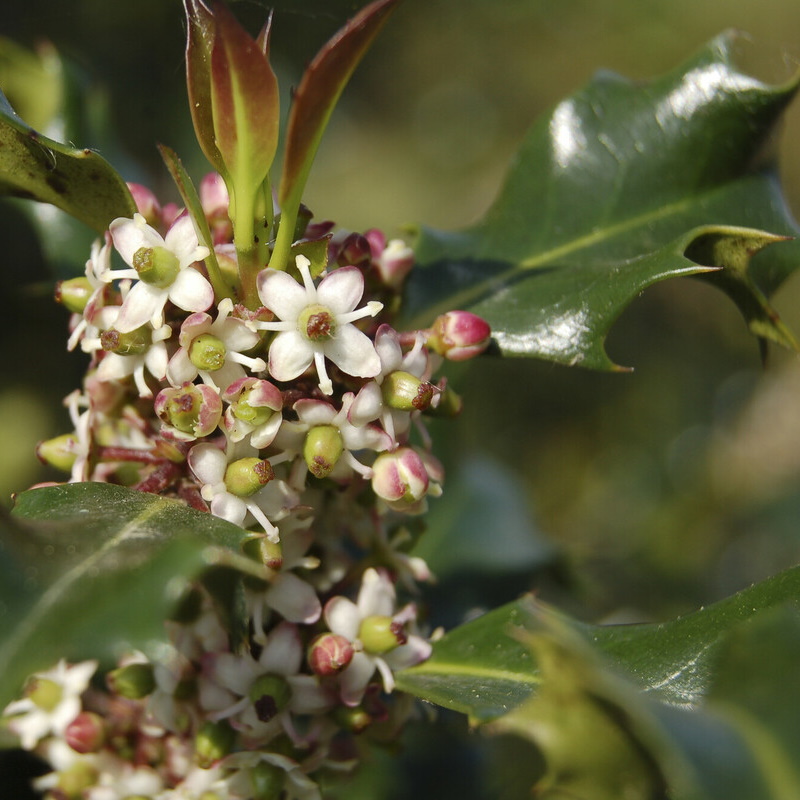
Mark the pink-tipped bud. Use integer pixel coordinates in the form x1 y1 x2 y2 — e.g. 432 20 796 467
371 447 429 512
337 232 372 268
65 711 106 754
199 173 233 245
155 383 223 441
375 238 415 290
428 310 491 361
308 633 354 676
127 183 162 228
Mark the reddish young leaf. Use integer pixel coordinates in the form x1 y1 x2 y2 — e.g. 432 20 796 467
272 0 399 269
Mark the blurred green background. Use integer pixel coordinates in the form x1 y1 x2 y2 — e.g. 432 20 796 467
4 1 800 794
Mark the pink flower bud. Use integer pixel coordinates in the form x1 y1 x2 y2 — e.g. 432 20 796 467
308 633 355 676
65 711 105 754
428 310 491 361
126 183 162 228
337 232 372 268
371 447 429 511
375 238 415 290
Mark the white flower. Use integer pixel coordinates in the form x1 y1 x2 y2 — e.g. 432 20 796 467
107 212 212 332
188 442 287 541
323 568 431 706
167 298 266 391
256 255 383 395
3 659 97 749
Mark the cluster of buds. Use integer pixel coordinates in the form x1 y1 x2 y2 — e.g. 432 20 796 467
16 178 491 798
3 1 492 796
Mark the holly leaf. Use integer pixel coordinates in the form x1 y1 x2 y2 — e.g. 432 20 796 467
0 483 252 709
400 33 800 368
396 564 800 721
0 89 135 233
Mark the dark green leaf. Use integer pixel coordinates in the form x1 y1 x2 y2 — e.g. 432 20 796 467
397 564 800 720
401 34 800 368
0 483 248 709
0 90 135 233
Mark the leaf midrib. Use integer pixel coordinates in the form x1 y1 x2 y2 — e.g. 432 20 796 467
407 176 731 329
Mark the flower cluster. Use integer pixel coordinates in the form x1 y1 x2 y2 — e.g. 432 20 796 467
8 174 491 798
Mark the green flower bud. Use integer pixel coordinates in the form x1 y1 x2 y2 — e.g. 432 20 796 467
55 277 93 313
334 705 372 734
298 303 336 342
28 678 63 711
248 674 291 723
189 333 227 371
57 761 98 797
36 434 78 473
224 457 274 497
243 536 283 570
303 425 344 479
106 663 155 699
195 720 235 768
359 615 405 655
251 761 285 800
100 325 152 356
382 370 434 412
132 245 180 287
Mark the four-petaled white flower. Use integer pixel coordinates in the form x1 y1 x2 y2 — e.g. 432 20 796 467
256 255 383 395
167 297 266 391
107 212 213 332
3 659 98 750
323 568 431 706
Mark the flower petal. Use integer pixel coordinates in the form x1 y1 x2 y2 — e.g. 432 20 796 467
110 213 164 265
339 652 376 707
268 331 313 382
324 596 361 641
259 621 303 675
257 269 309 321
357 568 395 617
325 324 381 379
188 443 227 484
168 268 214 314
115 281 167 333
265 574 322 626
164 213 209 266
316 266 364 314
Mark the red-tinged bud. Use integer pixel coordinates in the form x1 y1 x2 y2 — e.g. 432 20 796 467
303 425 344 479
224 457 274 497
375 238 415 289
337 232 372 268
127 183 162 228
382 370 434 412
65 711 105 754
55 277 93 314
308 633 354 676
371 447 429 511
155 383 223 440
428 310 491 361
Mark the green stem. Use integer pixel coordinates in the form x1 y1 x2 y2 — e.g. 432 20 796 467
233 190 261 308
268 198 298 273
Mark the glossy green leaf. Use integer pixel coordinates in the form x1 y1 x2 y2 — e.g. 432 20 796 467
401 34 800 368
397 564 800 721
0 483 249 709
0 90 135 233
490 612 780 800
271 0 399 271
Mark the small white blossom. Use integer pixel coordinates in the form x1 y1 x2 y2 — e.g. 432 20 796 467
256 255 383 395
107 212 212 332
3 659 97 749
324 568 431 706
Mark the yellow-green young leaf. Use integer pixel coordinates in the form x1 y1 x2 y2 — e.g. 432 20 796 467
0 483 249 709
401 33 800 368
0 90 135 232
